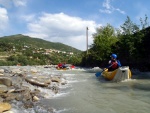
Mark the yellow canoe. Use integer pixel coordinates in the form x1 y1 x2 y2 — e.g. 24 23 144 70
102 66 132 81
56 67 68 70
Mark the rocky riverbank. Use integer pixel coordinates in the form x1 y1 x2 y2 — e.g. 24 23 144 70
0 66 68 113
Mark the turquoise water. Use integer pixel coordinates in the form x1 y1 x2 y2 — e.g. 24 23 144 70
40 70 150 113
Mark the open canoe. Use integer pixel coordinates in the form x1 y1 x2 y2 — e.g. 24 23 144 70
102 66 132 82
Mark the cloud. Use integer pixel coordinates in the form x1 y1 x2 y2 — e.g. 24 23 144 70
0 0 11 8
21 14 36 22
100 0 125 14
24 12 99 51
0 0 26 8
0 7 9 34
12 0 27 7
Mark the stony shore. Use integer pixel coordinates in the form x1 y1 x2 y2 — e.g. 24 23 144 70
0 66 68 113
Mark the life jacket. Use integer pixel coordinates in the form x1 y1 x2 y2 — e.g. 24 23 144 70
58 63 62 68
110 60 118 69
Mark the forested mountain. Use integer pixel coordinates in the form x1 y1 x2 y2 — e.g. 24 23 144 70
0 34 83 66
0 34 82 53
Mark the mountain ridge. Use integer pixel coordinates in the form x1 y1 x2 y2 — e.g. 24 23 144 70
0 34 82 53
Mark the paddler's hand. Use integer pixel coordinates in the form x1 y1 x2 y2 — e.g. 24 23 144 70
104 68 108 71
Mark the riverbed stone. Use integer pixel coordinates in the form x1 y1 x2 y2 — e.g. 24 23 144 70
51 76 61 83
4 93 16 102
25 77 49 87
11 68 22 74
23 101 34 109
3 111 14 113
0 69 4 73
0 102 11 112
0 66 68 111
32 96 40 101
30 68 38 73
0 97 4 102
0 84 8 93
0 73 4 76
0 77 12 86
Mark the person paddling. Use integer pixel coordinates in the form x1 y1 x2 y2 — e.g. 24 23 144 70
95 53 122 77
107 54 121 71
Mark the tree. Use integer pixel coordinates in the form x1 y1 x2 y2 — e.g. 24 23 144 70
92 24 118 59
121 16 140 35
140 15 149 29
81 24 118 67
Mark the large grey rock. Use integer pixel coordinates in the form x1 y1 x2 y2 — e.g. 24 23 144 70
25 77 48 87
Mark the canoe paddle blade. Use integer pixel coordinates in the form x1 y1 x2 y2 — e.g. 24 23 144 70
95 72 102 77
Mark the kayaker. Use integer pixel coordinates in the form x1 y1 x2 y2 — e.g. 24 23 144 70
57 63 63 68
107 54 121 71
62 62 67 68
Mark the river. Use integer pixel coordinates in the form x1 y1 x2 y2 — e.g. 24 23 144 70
38 68 150 113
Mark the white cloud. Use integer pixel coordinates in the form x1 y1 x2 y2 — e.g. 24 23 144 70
0 0 11 8
12 0 27 7
100 0 125 14
0 7 9 33
0 0 26 8
21 14 36 22
103 0 111 9
24 12 99 51
99 9 112 14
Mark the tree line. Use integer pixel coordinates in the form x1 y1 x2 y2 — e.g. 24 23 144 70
81 15 150 71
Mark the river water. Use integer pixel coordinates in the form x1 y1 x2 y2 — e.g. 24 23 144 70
38 68 150 113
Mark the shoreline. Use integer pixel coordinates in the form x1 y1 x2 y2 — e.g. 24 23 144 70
0 66 68 113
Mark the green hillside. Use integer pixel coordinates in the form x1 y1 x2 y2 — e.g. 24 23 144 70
0 34 82 53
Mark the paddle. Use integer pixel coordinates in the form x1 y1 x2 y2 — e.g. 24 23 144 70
95 68 107 77
95 63 114 77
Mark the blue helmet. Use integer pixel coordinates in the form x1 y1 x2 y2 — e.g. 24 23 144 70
111 54 117 59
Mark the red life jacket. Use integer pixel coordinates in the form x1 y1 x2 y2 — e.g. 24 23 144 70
58 63 62 67
111 60 118 69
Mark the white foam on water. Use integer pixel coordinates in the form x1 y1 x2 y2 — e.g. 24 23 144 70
37 87 56 98
53 92 70 98
67 80 78 83
56 108 70 113
63 73 75 76
121 78 137 82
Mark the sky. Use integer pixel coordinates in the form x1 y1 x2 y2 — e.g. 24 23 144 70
0 0 150 51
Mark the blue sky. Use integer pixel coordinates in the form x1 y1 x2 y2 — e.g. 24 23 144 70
0 0 150 50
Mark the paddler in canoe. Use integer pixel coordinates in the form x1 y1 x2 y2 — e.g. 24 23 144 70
95 53 132 81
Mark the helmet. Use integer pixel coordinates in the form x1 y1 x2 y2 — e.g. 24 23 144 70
111 54 117 59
